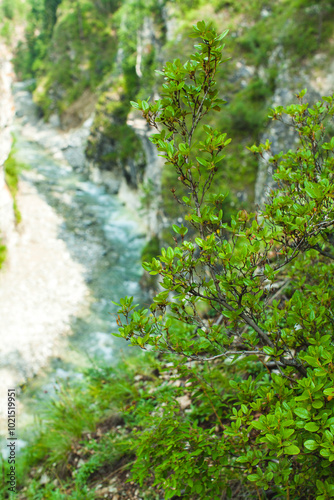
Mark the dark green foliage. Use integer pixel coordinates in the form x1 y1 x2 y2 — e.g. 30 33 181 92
43 0 62 37
14 0 51 80
33 0 119 117
14 0 165 120
14 0 120 116
141 235 160 264
237 0 334 65
7 2 334 498
113 23 334 499
74 431 128 487
86 94 146 181
91 0 121 14
1 0 16 19
224 78 271 136
12 0 334 215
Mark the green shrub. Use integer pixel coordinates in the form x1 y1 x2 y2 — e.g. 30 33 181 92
4 143 29 223
113 23 334 499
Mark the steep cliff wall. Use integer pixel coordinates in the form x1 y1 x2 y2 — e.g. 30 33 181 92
255 49 334 206
85 5 166 195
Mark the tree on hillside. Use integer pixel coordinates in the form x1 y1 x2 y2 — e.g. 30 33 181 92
113 22 334 499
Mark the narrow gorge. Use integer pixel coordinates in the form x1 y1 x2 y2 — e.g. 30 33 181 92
0 58 148 435
1 1 334 498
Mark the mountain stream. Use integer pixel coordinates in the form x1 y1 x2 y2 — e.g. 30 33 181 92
0 89 147 452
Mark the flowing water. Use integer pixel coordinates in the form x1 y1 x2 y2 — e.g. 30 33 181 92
5 131 147 436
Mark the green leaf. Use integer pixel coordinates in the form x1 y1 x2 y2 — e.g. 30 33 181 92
241 404 248 414
196 156 209 167
112 25 334 498
304 440 319 451
252 421 265 430
167 247 174 259
294 408 310 420
284 444 300 455
304 355 319 367
142 262 151 272
217 28 229 40
304 422 320 432
247 474 259 482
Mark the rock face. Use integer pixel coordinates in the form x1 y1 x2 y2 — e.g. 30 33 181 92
14 80 93 171
126 112 164 235
0 42 15 250
86 89 146 194
135 16 157 78
255 50 334 206
83 12 165 196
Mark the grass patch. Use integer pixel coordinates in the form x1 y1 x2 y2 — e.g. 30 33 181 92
0 239 7 269
4 142 29 224
3 352 164 499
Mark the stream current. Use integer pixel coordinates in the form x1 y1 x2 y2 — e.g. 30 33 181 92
2 122 147 443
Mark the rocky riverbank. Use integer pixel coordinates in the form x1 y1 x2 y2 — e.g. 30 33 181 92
0 173 89 433
0 75 91 433
0 80 149 436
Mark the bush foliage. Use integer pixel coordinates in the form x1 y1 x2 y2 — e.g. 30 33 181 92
113 22 334 499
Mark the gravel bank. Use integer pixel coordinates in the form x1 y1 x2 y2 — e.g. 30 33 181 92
0 176 89 433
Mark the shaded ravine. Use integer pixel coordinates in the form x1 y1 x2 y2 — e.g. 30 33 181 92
20 136 146 407
0 112 148 447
